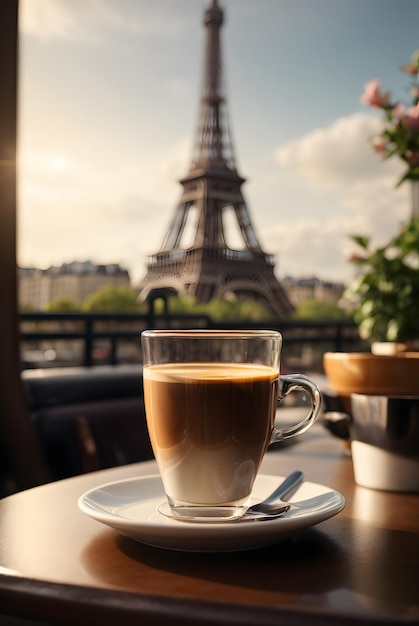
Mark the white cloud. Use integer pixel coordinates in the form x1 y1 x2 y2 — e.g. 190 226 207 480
156 137 193 183
260 112 412 283
275 112 402 190
17 140 191 282
19 0 194 42
263 216 352 283
264 190 408 285
20 0 108 42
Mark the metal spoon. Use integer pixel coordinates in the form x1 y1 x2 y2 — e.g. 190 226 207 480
241 470 304 521
159 471 305 523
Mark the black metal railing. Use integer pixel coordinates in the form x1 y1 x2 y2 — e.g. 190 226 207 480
20 312 363 370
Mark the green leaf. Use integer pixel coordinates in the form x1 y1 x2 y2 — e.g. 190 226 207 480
386 320 400 341
350 235 369 249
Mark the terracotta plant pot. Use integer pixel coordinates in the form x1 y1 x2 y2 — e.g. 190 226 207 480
323 352 419 397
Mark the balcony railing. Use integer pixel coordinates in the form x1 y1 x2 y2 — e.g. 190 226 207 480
20 311 364 371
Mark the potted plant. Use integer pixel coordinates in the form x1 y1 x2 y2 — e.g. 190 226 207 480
342 217 419 352
324 218 419 399
350 50 419 348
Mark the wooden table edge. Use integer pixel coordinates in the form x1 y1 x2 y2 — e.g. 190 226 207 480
1 571 415 626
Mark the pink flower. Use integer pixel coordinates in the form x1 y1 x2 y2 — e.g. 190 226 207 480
406 103 419 129
402 63 419 76
360 80 391 108
361 52 419 187
371 136 387 154
391 102 406 119
348 253 365 264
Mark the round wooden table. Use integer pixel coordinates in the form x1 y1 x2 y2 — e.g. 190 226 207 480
0 421 418 625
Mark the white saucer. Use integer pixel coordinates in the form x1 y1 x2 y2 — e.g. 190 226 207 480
78 474 345 552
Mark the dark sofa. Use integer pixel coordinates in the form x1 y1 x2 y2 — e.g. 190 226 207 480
22 365 154 480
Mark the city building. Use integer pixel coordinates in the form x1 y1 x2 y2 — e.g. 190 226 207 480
19 261 130 310
282 276 346 308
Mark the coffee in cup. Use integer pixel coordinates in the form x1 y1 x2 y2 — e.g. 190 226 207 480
141 330 321 521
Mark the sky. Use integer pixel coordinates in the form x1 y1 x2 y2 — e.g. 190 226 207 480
18 0 419 287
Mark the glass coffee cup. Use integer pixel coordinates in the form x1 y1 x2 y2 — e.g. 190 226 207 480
141 329 321 522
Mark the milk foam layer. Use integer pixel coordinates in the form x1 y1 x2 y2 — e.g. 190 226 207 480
143 362 278 383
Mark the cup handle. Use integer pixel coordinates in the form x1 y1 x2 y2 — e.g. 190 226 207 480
270 374 322 443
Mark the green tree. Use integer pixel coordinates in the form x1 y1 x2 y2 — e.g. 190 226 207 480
166 295 274 321
164 296 196 314
82 286 146 312
292 299 347 321
45 297 81 312
203 298 273 321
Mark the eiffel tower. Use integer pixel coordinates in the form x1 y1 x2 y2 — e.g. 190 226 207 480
138 0 293 318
